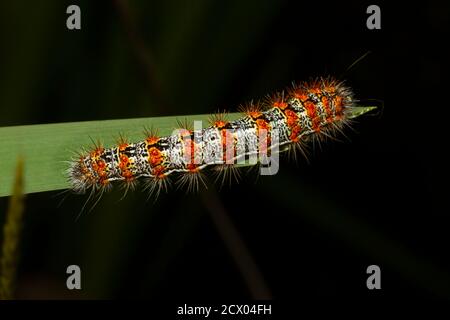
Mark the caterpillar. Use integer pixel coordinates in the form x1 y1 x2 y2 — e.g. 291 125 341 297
68 77 359 198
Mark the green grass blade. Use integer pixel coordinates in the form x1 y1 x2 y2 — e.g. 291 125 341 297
0 106 376 197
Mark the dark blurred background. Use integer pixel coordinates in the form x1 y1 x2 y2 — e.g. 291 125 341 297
0 0 449 300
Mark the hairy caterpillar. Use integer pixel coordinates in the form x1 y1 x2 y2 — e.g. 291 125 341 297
68 78 358 198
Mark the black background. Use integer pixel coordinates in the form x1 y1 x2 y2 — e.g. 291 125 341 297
0 0 449 302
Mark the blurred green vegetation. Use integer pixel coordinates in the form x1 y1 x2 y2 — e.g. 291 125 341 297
0 0 447 300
